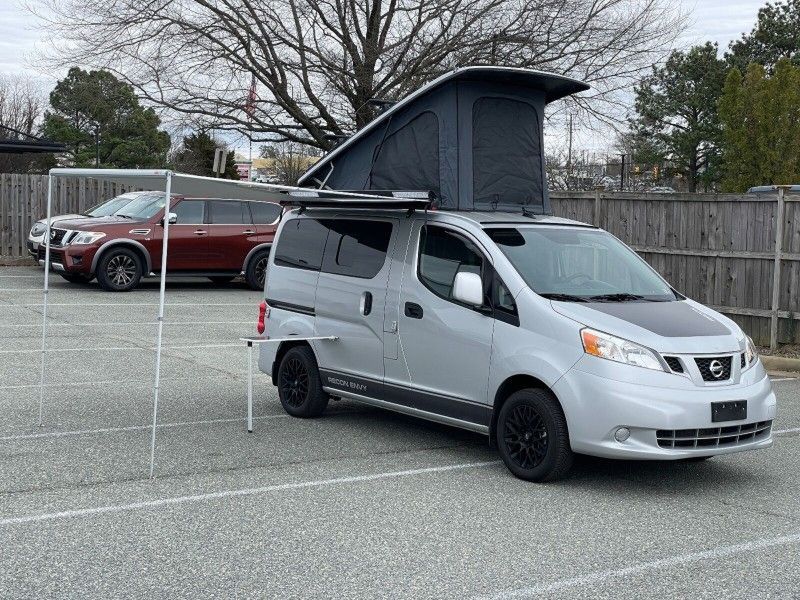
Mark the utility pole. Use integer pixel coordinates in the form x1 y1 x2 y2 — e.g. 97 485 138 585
566 114 573 189
94 124 100 168
619 153 626 191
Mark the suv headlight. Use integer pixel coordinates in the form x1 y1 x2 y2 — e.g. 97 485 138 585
70 231 106 245
744 336 757 369
30 222 46 236
581 328 665 371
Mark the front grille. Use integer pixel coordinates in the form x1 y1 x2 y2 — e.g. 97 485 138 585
664 356 684 373
657 420 772 448
49 228 69 246
695 356 732 382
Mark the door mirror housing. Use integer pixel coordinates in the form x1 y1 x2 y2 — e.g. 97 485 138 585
162 212 178 225
452 271 484 306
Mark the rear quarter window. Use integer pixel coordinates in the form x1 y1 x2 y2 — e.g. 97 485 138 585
250 202 282 224
274 218 329 270
321 220 393 279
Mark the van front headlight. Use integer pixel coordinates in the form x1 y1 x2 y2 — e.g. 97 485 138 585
581 328 665 371
744 336 757 369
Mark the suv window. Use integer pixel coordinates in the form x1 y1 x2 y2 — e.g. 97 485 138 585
274 218 329 270
321 220 393 279
418 225 484 301
172 200 205 224
209 200 249 224
250 202 282 224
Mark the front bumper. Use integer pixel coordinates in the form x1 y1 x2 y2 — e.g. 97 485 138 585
553 360 777 460
36 245 95 274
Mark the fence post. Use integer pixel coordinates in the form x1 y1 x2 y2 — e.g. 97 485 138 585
593 186 603 227
770 187 787 349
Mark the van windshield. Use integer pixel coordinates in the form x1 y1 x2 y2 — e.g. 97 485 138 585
486 227 677 302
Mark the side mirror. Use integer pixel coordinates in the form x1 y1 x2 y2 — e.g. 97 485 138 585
452 271 484 306
162 212 178 225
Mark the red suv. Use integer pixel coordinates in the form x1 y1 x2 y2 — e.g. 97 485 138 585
38 192 281 291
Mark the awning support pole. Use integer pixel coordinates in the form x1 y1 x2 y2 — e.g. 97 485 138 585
149 171 172 479
37 174 54 427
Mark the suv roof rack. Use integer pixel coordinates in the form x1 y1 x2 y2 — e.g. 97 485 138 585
282 189 434 211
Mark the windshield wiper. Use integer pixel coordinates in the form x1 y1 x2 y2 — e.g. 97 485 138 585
540 293 589 303
588 293 650 302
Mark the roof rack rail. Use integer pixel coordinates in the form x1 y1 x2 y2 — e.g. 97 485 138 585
282 189 434 210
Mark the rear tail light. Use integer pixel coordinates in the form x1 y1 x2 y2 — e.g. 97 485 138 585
257 301 268 335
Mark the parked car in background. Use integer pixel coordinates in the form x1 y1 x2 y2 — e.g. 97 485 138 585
27 191 143 258
747 185 800 193
38 194 282 291
648 186 676 193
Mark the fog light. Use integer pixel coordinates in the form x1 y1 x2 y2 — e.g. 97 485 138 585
614 427 630 442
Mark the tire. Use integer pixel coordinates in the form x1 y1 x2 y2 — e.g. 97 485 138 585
245 248 270 290
277 346 329 418
96 248 143 292
208 276 236 285
496 388 573 482
59 273 95 284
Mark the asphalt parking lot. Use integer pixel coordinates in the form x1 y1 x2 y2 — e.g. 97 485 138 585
1 265 799 599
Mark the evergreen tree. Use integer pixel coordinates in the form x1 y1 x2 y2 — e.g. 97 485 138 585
171 131 238 178
42 67 170 168
727 0 800 72
719 58 800 190
630 43 728 192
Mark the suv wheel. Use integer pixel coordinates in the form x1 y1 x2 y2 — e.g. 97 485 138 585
496 388 573 482
96 248 143 292
245 248 270 290
59 273 95 284
277 346 329 418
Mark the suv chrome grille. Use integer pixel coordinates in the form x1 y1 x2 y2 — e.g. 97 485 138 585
663 356 684 373
694 356 732 382
656 420 772 448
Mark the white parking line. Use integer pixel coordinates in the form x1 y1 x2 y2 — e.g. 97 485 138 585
0 375 241 390
0 461 500 526
0 343 242 354
0 302 255 307
0 414 289 441
0 321 253 328
775 427 800 435
771 377 797 382
478 531 800 599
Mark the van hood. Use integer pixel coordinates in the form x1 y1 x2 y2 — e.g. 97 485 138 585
550 298 744 354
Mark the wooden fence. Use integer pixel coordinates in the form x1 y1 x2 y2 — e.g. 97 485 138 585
1 174 798 345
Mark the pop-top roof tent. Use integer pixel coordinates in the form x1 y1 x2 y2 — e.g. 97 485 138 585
298 66 589 215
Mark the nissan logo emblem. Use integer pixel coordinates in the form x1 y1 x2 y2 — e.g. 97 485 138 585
50 229 57 239
709 359 725 378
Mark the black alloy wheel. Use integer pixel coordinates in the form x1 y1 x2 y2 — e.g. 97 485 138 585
276 346 329 417
280 356 310 408
503 404 549 470
254 255 269 289
106 254 137 287
496 388 573 482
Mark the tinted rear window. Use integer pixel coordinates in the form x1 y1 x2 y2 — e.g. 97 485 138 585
209 200 250 224
321 220 393 279
274 218 330 270
250 202 282 224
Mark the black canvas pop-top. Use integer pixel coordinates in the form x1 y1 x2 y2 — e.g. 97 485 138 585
298 66 589 214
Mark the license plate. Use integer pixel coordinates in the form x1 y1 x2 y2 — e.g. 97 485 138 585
711 400 747 422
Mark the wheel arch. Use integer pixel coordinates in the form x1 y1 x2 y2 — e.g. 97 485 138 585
90 239 152 275
490 374 563 446
242 243 272 273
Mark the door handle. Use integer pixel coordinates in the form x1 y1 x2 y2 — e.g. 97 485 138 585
360 291 373 316
242 230 255 235
193 229 207 235
404 302 423 319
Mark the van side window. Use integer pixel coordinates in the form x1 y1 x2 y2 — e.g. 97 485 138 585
418 226 484 302
321 220 393 279
493 275 519 326
172 200 205 224
209 200 250 224
250 202 281 224
274 218 329 271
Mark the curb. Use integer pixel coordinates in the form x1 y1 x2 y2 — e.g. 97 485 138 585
761 355 800 374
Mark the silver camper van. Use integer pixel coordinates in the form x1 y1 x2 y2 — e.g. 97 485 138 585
258 207 775 481
257 67 775 481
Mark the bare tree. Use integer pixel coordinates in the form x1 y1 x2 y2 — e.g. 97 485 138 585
36 0 685 151
0 74 48 172
261 141 319 184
